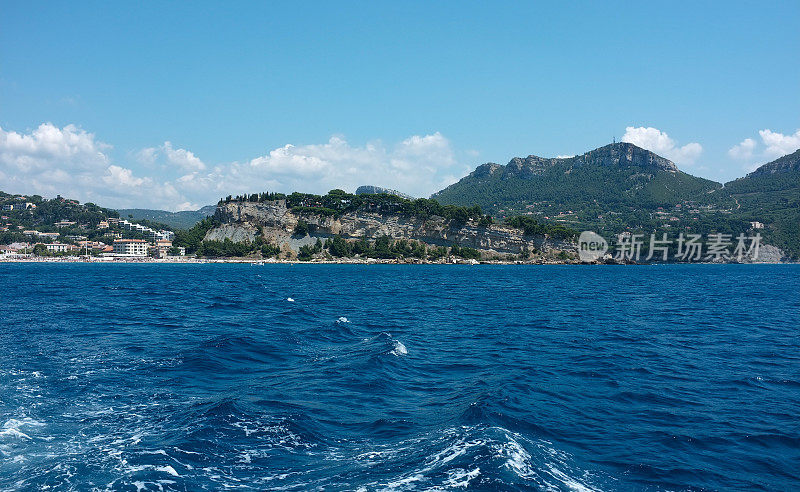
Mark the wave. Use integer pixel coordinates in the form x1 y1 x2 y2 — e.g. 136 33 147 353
350 425 604 491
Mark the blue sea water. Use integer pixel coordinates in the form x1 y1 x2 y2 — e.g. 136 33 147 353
0 263 798 491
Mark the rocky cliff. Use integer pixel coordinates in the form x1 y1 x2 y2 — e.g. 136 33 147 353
204 200 575 257
746 148 800 177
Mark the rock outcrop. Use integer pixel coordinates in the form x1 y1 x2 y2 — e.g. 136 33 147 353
205 200 575 257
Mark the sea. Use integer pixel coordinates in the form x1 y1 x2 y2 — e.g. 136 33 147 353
1 263 798 491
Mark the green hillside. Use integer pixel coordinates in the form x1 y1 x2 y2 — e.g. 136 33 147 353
711 149 800 257
432 142 799 259
433 143 720 214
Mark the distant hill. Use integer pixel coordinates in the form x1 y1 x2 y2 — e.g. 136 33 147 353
712 149 800 257
432 142 720 214
117 205 216 230
355 185 414 200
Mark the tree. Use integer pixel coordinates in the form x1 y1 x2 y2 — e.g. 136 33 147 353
294 220 309 236
351 236 371 256
298 244 314 261
33 243 48 256
261 243 280 257
328 235 350 257
173 216 219 253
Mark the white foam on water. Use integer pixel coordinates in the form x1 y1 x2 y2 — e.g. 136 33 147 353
127 464 181 477
140 449 168 456
361 425 603 492
173 447 202 456
495 430 601 491
0 427 30 440
132 479 177 491
443 467 481 488
390 340 408 357
371 427 483 490
157 465 180 477
546 463 597 492
286 297 295 302
381 472 425 490
337 316 349 323
500 434 533 477
0 417 44 441
428 437 473 465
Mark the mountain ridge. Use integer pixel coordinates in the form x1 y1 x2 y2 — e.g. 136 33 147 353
432 142 718 215
431 141 798 259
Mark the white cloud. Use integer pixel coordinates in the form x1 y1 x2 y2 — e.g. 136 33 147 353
0 122 110 173
174 201 201 212
103 165 147 188
134 146 158 166
728 138 756 161
758 129 800 158
727 128 800 173
136 141 206 171
219 132 459 198
0 123 184 210
162 141 206 171
0 123 464 210
621 126 703 166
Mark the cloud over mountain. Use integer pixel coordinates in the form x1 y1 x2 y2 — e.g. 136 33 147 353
728 128 800 171
621 126 703 166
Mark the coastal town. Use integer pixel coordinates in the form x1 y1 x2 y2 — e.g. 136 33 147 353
0 193 184 261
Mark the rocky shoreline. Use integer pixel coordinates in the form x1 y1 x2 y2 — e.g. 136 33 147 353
0 255 791 265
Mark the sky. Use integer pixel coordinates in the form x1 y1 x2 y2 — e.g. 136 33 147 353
1 1 798 210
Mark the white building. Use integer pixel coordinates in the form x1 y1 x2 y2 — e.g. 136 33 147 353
45 243 77 253
118 219 173 241
113 239 149 256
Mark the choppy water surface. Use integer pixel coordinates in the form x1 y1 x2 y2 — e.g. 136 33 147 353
1 263 798 491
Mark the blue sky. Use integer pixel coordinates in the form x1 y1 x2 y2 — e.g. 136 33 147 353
1 1 798 210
